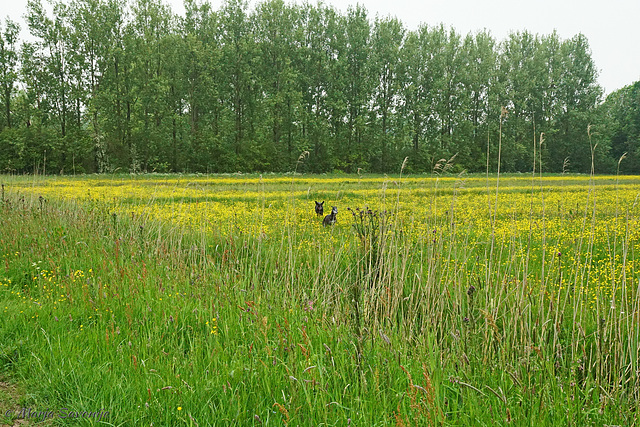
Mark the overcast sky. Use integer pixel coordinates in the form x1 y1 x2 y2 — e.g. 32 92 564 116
3 0 639 95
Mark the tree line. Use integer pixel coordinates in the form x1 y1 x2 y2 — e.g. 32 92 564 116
0 0 638 174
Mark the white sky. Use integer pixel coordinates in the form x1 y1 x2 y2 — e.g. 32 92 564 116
2 0 639 95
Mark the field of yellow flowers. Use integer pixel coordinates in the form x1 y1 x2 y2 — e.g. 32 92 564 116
1 173 639 425
15 173 640 308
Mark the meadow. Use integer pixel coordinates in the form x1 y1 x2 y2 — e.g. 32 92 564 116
1 171 639 425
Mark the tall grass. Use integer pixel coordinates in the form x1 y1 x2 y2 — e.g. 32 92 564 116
0 170 639 425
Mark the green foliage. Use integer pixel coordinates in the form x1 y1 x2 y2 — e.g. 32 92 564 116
0 0 634 174
0 18 21 130
600 81 640 173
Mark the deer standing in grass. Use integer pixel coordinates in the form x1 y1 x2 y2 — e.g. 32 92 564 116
323 206 338 227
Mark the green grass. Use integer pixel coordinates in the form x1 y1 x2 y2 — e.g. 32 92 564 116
0 174 639 426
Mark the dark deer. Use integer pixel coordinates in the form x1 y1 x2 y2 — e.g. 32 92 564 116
323 206 338 227
315 200 324 217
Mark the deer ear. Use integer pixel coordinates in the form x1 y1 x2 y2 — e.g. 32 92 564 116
322 201 325 204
